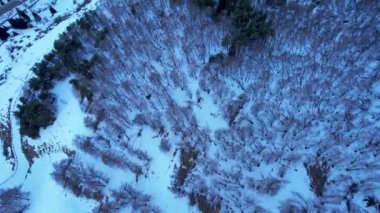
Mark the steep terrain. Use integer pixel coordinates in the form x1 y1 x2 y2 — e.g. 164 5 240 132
1 0 380 212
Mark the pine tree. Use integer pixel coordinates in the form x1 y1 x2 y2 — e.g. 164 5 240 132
8 18 28 29
0 26 10 41
32 12 41 22
49 6 57 16
16 8 31 22
15 98 56 139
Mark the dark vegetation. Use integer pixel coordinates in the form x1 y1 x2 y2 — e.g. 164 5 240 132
0 121 12 160
225 0 274 53
306 161 329 197
8 18 28 29
192 0 216 9
173 148 198 190
15 97 56 139
17 8 31 22
52 157 109 201
208 52 225 63
69 79 93 103
194 0 274 55
0 6 43 41
0 186 30 212
49 6 57 16
0 101 13 164
74 136 147 182
97 183 159 212
15 15 99 138
364 196 380 210
32 12 41 22
21 138 40 171
256 177 283 196
190 193 221 213
12 0 379 211
0 26 10 40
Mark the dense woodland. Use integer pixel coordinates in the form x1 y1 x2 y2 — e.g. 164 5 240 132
13 0 380 212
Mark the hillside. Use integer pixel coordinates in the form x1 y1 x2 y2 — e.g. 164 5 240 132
0 0 379 212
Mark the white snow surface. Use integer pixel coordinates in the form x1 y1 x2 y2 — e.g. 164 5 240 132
0 0 100 212
0 0 379 213
23 79 97 212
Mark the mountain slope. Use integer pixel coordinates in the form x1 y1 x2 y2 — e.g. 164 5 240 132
1 0 379 212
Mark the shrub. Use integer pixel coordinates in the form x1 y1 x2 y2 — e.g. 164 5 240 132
159 138 171 152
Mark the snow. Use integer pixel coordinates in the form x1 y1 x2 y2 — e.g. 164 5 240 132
23 154 97 213
0 0 99 182
130 128 195 213
0 147 12 184
1 0 379 212
39 79 94 142
269 165 315 211
0 0 100 211
171 79 228 131
193 92 228 131
3 78 97 212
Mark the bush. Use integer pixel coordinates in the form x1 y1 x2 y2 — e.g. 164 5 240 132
159 138 171 152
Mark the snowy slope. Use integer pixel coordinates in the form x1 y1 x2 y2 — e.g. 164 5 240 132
1 0 379 213
0 0 100 212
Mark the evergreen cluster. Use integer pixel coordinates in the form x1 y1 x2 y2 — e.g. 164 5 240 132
15 16 99 138
224 0 274 53
193 0 274 55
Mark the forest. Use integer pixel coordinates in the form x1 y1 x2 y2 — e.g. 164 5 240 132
6 0 380 212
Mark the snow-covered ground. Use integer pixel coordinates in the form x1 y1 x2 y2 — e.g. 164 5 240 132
1 0 379 212
23 79 97 212
0 0 100 212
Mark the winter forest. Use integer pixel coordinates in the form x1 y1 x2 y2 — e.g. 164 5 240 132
0 0 379 212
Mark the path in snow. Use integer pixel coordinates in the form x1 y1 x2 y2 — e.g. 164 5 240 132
0 0 99 188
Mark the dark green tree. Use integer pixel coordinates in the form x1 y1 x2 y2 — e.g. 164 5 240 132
225 0 274 53
15 98 56 139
